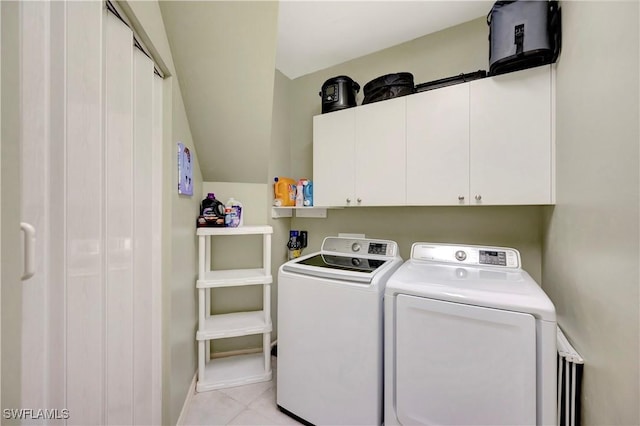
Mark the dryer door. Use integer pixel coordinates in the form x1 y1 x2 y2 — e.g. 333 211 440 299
394 294 537 425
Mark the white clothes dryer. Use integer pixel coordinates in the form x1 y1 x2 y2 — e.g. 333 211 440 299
385 242 556 426
277 236 402 425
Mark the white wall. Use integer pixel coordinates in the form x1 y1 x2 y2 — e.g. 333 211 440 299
169 76 203 426
268 70 294 342
542 2 639 424
159 1 279 183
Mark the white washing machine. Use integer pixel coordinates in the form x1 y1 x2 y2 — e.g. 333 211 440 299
277 236 402 425
385 242 556 426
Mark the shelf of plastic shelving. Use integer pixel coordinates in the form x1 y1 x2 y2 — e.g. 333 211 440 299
196 353 272 392
196 269 272 289
196 311 272 340
196 225 273 236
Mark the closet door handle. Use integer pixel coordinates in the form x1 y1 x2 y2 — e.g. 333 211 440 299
20 222 36 281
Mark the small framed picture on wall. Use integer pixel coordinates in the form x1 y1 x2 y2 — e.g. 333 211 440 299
178 142 193 196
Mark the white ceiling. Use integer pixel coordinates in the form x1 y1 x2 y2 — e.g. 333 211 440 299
276 1 493 79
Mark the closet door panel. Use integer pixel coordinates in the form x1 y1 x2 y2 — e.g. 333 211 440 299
133 49 154 423
150 74 164 426
105 13 134 425
48 0 67 414
65 2 105 424
20 0 50 411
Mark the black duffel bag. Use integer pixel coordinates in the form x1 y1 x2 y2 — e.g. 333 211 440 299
487 0 561 76
362 72 415 105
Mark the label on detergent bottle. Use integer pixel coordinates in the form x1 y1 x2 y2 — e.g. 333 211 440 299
224 207 233 227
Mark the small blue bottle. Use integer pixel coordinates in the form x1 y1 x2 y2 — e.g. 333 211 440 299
303 180 313 206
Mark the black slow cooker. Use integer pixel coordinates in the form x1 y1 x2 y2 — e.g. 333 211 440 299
319 76 360 114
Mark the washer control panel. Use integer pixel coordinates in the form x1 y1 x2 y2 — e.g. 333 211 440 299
322 237 398 258
479 250 508 266
411 243 520 269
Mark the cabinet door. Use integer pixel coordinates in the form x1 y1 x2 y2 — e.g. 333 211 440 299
354 97 406 206
470 66 552 205
313 108 356 206
406 84 470 205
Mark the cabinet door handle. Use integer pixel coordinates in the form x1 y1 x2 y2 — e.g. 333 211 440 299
357 198 362 204
458 196 465 201
475 195 482 201
20 222 36 281
346 198 351 204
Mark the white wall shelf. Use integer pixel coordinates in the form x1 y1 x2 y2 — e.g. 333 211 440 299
196 225 273 392
271 206 328 219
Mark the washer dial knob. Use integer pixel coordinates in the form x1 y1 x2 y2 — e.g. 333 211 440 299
455 250 467 262
351 243 361 252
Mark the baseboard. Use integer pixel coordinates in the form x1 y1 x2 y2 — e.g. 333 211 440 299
176 371 197 426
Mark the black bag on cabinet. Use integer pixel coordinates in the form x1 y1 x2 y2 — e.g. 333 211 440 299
415 70 487 93
362 72 415 105
487 0 561 76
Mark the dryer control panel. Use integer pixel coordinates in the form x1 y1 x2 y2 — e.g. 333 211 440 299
411 243 520 269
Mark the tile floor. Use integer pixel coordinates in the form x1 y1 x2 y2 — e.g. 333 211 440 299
180 357 301 426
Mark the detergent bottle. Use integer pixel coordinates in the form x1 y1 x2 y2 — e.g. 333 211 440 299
273 177 297 207
225 197 243 227
201 193 225 217
295 180 305 207
303 180 313 206
197 193 226 227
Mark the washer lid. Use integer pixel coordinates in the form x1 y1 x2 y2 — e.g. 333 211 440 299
296 253 388 273
282 253 396 284
386 260 556 321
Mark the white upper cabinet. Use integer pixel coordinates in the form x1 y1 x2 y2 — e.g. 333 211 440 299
313 98 406 207
355 97 406 206
469 66 552 205
406 83 470 206
313 108 356 207
312 65 554 208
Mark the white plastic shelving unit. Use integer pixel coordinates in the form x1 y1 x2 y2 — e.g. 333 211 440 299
196 225 273 392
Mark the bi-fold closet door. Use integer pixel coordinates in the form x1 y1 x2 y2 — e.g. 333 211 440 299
20 2 163 424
